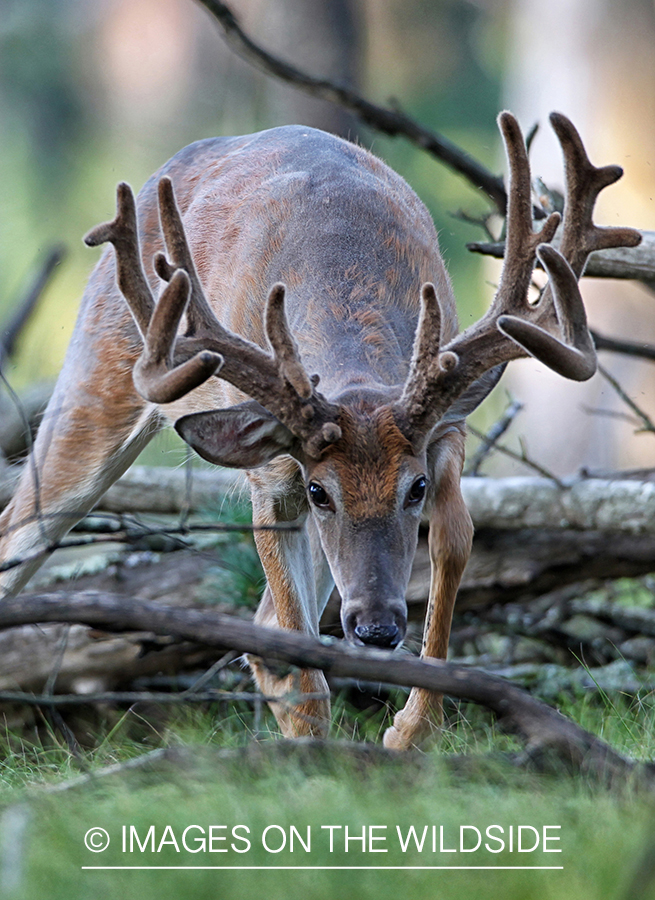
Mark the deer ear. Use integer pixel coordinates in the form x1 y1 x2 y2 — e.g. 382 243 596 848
175 401 297 468
439 363 506 425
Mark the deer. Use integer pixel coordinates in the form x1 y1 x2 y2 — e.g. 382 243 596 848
0 112 640 749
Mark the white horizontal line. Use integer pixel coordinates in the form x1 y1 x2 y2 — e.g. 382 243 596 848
82 865 564 871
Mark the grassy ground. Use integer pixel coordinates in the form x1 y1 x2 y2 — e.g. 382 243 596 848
1 688 655 900
2 502 655 899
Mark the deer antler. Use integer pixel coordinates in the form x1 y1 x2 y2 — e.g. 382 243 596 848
396 111 642 442
85 178 342 456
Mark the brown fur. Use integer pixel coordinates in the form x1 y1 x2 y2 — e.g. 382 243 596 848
323 407 414 519
385 432 473 750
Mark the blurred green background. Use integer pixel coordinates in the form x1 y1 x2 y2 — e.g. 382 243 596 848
1 0 654 472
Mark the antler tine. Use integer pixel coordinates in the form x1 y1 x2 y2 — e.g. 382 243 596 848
499 114 642 380
133 269 224 404
399 283 450 412
84 183 155 337
396 110 642 441
491 112 561 313
87 177 342 447
498 244 596 381
265 284 314 400
549 112 642 275
396 113 560 436
153 178 317 405
84 181 224 405
154 177 223 336
152 177 342 445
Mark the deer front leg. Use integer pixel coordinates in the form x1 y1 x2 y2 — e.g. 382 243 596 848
246 461 333 738
383 439 473 751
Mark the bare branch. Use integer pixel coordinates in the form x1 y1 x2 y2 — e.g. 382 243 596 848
582 405 643 428
0 517 298 576
195 0 508 212
467 229 655 287
598 363 655 436
0 687 328 708
0 246 64 368
467 424 564 486
591 330 655 363
465 398 523 475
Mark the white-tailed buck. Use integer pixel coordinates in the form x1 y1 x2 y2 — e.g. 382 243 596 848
0 113 640 748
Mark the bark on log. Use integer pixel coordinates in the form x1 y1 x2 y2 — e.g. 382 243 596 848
409 527 655 613
0 623 219 697
0 589 650 786
4 467 655 535
0 464 246 514
460 477 655 535
3 520 653 694
0 551 238 694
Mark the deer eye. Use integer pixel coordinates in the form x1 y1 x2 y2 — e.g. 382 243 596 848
308 482 331 509
406 476 427 506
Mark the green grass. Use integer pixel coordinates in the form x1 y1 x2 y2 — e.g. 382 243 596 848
2 553 655 899
4 729 655 900
1 688 655 899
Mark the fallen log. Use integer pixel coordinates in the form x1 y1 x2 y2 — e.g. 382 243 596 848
3 467 655 534
418 527 655 611
0 589 651 786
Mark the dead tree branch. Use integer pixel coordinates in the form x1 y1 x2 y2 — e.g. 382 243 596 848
460 476 655 533
467 230 655 288
466 425 564 486
196 0 508 212
591 330 655 363
598 364 655 436
0 589 649 784
4 467 655 534
0 246 64 369
465 399 524 476
0 687 327 708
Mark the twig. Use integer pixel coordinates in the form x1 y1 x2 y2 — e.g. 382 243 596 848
598 363 655 436
0 688 329 708
582 406 642 428
450 209 496 242
43 624 70 696
196 0 508 213
0 246 64 368
591 330 655 363
0 517 299 575
183 650 239 694
466 424 564 486
465 398 523 476
525 121 539 154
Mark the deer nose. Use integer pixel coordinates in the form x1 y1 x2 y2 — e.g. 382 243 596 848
354 622 401 648
342 602 407 649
